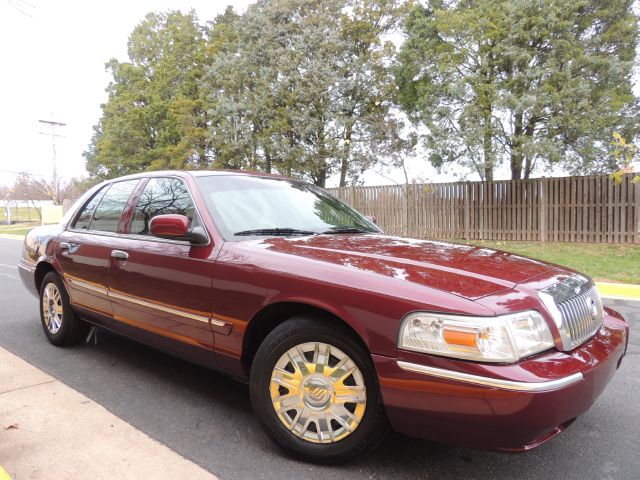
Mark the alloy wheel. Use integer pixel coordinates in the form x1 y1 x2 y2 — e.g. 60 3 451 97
42 283 63 334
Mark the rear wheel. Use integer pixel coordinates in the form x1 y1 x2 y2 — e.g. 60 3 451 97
39 271 89 346
250 317 389 464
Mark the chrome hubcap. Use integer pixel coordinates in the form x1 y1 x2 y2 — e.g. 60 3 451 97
269 342 366 444
42 283 63 334
302 375 333 409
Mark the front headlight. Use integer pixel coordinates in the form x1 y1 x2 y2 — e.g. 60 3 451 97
398 310 555 363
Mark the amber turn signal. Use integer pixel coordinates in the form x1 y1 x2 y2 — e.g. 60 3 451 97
443 329 477 347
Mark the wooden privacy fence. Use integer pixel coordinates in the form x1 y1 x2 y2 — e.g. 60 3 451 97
327 173 640 244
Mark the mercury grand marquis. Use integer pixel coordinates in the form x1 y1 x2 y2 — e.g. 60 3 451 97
19 170 629 463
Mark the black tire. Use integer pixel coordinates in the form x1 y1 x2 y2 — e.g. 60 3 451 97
39 271 89 346
250 316 389 464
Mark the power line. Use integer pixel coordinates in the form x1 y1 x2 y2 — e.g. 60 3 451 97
7 0 35 17
0 168 79 181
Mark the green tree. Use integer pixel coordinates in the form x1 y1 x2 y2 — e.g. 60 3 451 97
203 0 408 187
610 133 639 183
84 10 210 179
396 0 639 180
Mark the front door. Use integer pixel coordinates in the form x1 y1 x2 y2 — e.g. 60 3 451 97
107 177 218 364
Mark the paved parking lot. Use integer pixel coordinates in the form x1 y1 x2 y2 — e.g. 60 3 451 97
0 237 638 479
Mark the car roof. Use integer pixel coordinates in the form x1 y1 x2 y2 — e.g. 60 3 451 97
107 169 295 183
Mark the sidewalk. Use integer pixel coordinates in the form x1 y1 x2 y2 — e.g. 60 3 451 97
0 347 217 480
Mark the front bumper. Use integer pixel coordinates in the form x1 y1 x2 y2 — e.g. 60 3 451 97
373 309 628 451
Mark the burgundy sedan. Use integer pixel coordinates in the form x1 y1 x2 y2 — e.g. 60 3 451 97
19 171 628 463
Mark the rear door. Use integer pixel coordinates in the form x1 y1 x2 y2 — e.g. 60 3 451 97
58 180 140 319
106 176 220 364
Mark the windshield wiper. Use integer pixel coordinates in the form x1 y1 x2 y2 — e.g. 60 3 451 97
322 226 371 234
234 228 318 237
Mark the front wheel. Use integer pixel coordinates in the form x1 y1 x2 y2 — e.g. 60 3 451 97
39 271 89 346
250 317 389 464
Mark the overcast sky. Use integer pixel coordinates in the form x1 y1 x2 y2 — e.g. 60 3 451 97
0 0 255 188
0 1 637 189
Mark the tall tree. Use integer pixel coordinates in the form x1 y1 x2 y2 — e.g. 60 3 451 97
203 0 408 187
84 11 210 179
396 0 639 180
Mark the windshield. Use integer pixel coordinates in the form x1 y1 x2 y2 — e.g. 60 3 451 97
195 175 381 240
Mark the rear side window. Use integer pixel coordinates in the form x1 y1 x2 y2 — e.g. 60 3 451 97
88 180 139 233
129 177 195 235
73 186 108 230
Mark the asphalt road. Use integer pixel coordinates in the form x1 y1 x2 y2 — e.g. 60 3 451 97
1 237 638 480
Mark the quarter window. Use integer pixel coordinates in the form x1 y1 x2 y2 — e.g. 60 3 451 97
73 186 108 230
129 178 196 235
88 180 140 233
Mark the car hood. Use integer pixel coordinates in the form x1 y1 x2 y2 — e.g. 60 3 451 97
252 234 563 300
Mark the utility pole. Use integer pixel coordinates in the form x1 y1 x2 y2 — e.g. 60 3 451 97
38 117 66 204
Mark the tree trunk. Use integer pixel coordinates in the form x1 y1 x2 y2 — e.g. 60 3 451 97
339 123 353 187
197 114 207 167
265 150 272 174
523 116 537 179
482 104 494 182
250 123 259 171
315 169 327 188
510 112 523 180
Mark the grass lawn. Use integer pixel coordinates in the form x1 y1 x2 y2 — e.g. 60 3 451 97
0 207 40 223
0 223 37 237
460 240 640 285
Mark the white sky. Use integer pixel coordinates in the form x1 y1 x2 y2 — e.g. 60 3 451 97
0 0 254 188
0 0 637 189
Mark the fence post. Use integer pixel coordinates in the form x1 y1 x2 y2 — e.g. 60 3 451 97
404 183 410 237
464 183 470 239
539 179 546 242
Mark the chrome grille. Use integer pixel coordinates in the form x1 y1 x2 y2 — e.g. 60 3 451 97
555 286 603 349
539 276 604 351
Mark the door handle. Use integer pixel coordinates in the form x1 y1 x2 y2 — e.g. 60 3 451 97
59 242 78 253
111 250 129 260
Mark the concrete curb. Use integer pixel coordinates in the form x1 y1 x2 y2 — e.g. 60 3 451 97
0 234 23 240
596 282 640 301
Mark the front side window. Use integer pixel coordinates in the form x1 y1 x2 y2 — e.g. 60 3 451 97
88 180 140 233
129 177 196 235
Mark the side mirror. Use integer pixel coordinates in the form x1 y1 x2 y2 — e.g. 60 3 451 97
149 214 208 245
150 214 189 238
365 215 377 225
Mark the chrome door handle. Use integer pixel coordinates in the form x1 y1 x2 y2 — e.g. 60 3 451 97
59 242 78 253
111 250 129 260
